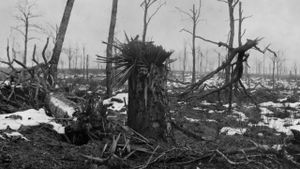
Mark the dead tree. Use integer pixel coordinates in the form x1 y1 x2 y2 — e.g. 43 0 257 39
98 38 173 141
255 44 278 89
86 55 89 80
275 52 285 81
82 46 86 78
67 47 73 70
179 31 261 97
106 0 118 98
141 0 165 42
177 0 202 84
182 42 187 82
270 51 277 89
49 0 75 85
197 46 202 74
13 0 42 67
74 46 79 70
220 0 239 110
294 62 298 83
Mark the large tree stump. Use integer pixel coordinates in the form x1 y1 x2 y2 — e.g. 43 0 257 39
97 39 173 141
128 65 170 140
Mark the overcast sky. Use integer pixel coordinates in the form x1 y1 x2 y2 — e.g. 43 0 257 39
0 0 299 71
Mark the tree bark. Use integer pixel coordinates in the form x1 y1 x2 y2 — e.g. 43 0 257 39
226 0 235 110
128 64 171 140
106 0 118 98
49 0 75 85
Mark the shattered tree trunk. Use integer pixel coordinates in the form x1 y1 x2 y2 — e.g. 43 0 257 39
226 0 235 110
49 0 75 85
272 59 275 89
127 64 171 140
182 43 187 82
106 0 118 98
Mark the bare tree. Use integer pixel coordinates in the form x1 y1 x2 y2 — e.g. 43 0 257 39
275 52 285 81
67 47 73 70
13 0 42 67
222 0 239 84
141 0 165 42
82 46 86 78
49 0 75 85
74 46 79 70
178 0 202 84
86 55 89 80
294 62 298 83
182 42 187 82
106 0 118 98
196 46 202 74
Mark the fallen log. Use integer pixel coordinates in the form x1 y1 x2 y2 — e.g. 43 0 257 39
45 92 79 119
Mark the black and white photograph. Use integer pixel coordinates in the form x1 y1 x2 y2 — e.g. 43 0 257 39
0 0 300 168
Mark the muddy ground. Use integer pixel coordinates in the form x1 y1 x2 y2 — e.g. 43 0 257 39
1 76 300 169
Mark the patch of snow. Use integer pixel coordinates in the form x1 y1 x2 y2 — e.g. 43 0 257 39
257 133 264 137
177 101 186 105
119 111 127 115
4 80 10 86
259 116 289 133
278 98 288 102
223 103 237 108
0 109 65 134
185 116 200 122
208 110 215 114
285 102 300 108
49 122 65 134
260 101 282 107
216 110 225 114
232 110 248 121
200 100 215 106
50 96 76 117
289 125 300 133
167 81 187 88
0 134 4 139
207 119 217 123
192 107 202 111
260 107 274 115
5 131 29 141
103 93 128 112
266 101 300 108
272 144 283 151
253 115 300 135
220 127 247 135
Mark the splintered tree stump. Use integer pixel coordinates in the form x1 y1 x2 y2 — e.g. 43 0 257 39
128 65 170 140
97 39 173 141
121 41 173 141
